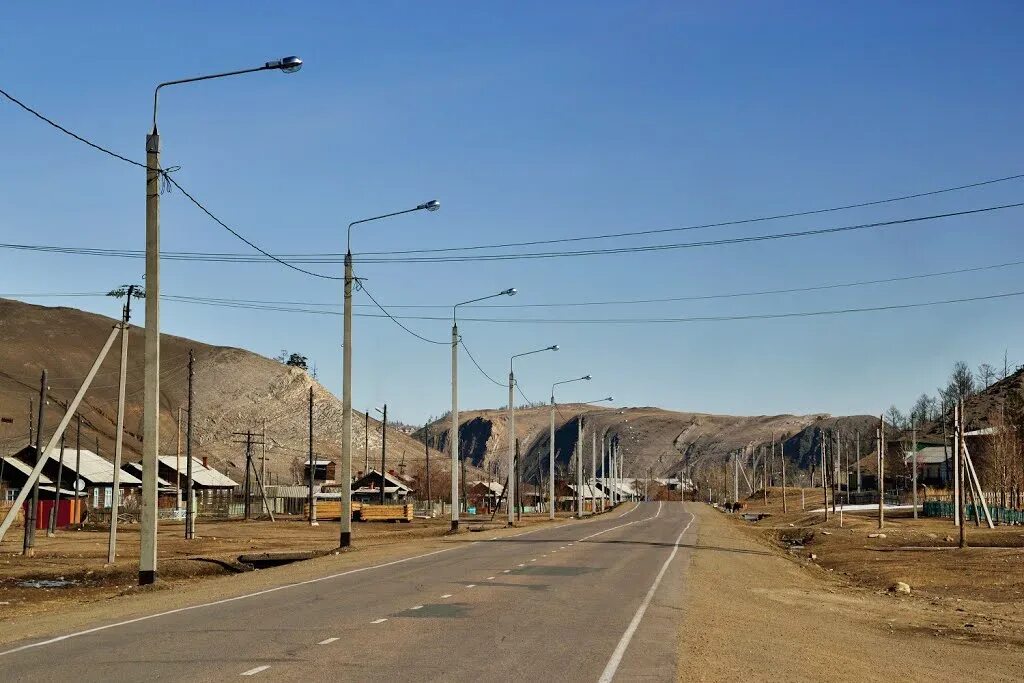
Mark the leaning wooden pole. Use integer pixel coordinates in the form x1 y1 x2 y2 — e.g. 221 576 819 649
0 325 120 543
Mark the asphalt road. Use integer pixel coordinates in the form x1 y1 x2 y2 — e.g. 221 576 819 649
1 502 695 681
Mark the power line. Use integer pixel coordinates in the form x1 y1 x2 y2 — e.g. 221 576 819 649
353 282 447 345
161 289 1024 324
353 174 1024 256
459 340 505 387
9 255 1024 310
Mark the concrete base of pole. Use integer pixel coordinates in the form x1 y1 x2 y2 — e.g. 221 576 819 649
339 531 351 548
138 570 156 585
450 520 459 531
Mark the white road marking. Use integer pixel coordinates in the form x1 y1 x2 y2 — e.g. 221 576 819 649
491 536 499 540
410 605 423 610
241 666 270 676
502 569 511 573
487 576 495 580
530 559 537 562
318 638 339 645
371 618 388 624
441 594 453 599
466 584 476 588
617 502 640 519
0 542 476 658
597 513 695 683
517 563 525 567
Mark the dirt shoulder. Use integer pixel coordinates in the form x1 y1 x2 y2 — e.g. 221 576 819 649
0 511 580 644
678 503 1024 682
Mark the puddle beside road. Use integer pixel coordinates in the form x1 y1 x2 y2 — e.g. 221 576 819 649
17 578 79 589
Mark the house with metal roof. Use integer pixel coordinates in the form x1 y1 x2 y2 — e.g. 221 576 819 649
904 446 951 486
349 469 412 503
155 455 238 490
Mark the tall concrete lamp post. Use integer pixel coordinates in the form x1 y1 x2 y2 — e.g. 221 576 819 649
450 288 517 531
549 375 591 520
341 199 440 547
507 345 558 526
141 55 302 585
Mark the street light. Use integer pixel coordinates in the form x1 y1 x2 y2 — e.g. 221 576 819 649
340 200 440 547
450 288 516 531
140 56 302 586
507 344 558 526
549 375 591 520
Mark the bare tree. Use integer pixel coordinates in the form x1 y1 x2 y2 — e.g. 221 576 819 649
885 405 907 431
947 361 975 402
977 363 997 391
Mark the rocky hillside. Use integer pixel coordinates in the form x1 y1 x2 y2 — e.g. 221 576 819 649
0 298 448 485
422 404 881 489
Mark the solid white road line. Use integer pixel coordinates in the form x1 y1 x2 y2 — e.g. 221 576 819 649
465 584 476 588
371 618 388 624
440 594 453 599
597 513 695 683
617 502 640 519
487 576 495 580
502 570 510 573
410 605 424 610
317 638 339 645
241 665 270 676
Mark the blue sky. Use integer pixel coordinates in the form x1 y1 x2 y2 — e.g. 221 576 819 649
2 1 1023 425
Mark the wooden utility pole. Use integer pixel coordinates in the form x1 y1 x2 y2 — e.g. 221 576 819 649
243 431 252 520
185 350 196 539
74 414 81 529
308 386 316 526
820 434 828 522
176 406 183 506
364 410 369 475
28 398 33 445
762 446 768 506
24 370 46 556
856 431 862 492
831 431 838 515
953 402 961 527
48 420 66 536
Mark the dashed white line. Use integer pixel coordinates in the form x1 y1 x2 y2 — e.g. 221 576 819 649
441 594 453 599
487 576 496 580
318 637 339 645
502 569 511 573
241 666 270 676
530 559 537 562
371 618 388 624
410 605 424 610
517 563 525 567
466 584 476 588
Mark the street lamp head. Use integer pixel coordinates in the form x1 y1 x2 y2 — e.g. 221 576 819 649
418 199 441 212
549 345 560 351
502 288 517 297
266 56 303 73
582 375 592 381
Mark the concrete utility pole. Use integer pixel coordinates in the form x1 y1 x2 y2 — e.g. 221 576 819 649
954 401 962 548
912 420 918 520
24 370 46 556
243 431 253 520
780 439 788 513
733 451 739 503
377 405 388 505
308 386 316 526
144 59 302 570
856 431 862 492
591 430 597 513
820 436 828 523
423 424 431 512
576 417 583 516
832 432 838 515
878 416 885 529
185 350 195 540
508 372 516 525
953 402 961 527
599 435 606 512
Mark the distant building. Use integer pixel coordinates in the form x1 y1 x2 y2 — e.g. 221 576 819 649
349 469 413 503
303 459 336 484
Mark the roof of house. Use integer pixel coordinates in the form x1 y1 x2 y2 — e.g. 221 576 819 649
16 446 141 486
468 480 504 494
964 427 999 437
306 459 334 467
353 486 407 495
904 446 951 465
567 483 608 499
1 455 55 485
352 469 412 492
120 462 178 489
157 456 238 488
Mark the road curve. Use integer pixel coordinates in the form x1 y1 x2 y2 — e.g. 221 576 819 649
1 502 695 681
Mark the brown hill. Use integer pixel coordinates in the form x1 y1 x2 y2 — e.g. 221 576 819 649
421 403 878 490
0 298 448 485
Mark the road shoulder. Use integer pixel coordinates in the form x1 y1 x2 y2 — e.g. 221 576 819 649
677 503 1024 682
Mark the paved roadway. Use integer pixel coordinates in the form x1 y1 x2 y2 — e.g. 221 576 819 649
1 502 695 681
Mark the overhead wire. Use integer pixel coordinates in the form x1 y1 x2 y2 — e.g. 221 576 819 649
459 340 505 387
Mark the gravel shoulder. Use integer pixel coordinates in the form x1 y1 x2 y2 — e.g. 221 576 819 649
678 503 1024 682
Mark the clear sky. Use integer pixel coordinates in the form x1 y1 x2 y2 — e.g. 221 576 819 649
2 1 1023 425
